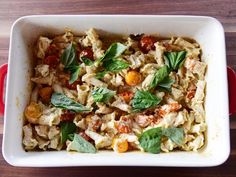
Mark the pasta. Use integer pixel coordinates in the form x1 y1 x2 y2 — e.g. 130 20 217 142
23 28 207 154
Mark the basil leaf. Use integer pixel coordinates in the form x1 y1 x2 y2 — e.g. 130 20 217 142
60 122 77 144
68 133 75 141
60 43 78 67
92 87 115 103
51 93 90 112
81 56 94 66
94 43 127 66
68 65 80 84
139 127 184 154
60 43 81 84
67 134 96 153
139 127 162 154
95 57 129 79
95 71 108 79
103 58 129 72
164 51 187 71
131 90 161 111
158 76 175 92
149 65 170 90
162 127 184 145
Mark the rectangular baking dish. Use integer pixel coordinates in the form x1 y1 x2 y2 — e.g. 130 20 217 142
0 15 231 167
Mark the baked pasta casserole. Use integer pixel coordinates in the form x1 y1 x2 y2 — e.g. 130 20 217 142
23 28 207 154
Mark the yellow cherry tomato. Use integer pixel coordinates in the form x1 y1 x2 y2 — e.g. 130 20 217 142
112 139 129 153
24 102 42 124
125 70 142 86
39 87 53 103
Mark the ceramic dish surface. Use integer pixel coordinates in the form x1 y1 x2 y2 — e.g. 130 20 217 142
2 15 230 167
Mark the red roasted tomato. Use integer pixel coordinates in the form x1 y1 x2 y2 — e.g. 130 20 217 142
80 47 94 60
60 110 76 122
65 80 80 90
139 36 156 53
43 55 59 68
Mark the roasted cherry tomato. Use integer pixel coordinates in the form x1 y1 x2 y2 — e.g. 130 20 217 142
163 43 172 51
125 70 142 86
24 102 42 124
39 87 53 103
119 91 134 103
65 80 80 90
60 110 76 122
116 123 131 134
112 139 129 153
91 119 102 131
46 44 59 56
79 131 91 141
139 36 156 53
43 55 59 68
80 47 94 60
115 116 132 133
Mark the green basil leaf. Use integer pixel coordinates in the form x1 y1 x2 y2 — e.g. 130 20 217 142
162 127 184 145
68 133 75 141
68 65 80 84
94 43 127 66
149 65 170 90
95 71 108 79
158 76 175 92
60 43 78 67
139 127 185 154
81 56 94 66
131 90 161 111
51 93 90 112
60 122 77 144
92 87 115 103
67 134 96 153
164 51 187 71
139 127 162 154
60 43 81 84
103 58 129 72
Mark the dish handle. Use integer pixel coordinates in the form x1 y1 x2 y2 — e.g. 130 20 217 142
228 66 236 115
0 63 8 116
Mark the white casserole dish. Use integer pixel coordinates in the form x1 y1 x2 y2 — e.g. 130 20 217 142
0 15 231 167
